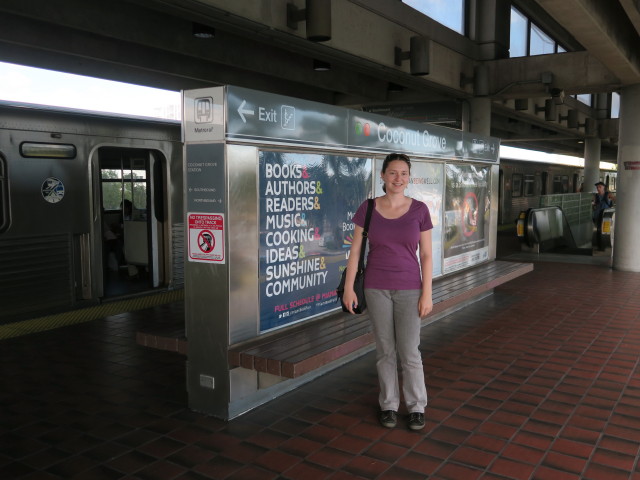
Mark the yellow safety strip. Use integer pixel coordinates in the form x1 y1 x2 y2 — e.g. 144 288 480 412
0 289 184 340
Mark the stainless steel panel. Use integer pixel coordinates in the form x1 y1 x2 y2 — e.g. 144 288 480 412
489 164 499 260
2 148 90 237
227 145 259 344
184 142 230 417
0 234 74 323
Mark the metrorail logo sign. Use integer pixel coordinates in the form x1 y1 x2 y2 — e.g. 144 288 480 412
354 121 447 151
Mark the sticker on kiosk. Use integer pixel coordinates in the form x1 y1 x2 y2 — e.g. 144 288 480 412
188 213 225 263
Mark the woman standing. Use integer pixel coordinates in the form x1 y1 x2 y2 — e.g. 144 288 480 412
342 153 433 431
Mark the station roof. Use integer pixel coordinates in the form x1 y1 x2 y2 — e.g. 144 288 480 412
0 0 638 162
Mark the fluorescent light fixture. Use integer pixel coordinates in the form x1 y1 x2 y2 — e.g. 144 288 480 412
313 60 331 71
20 142 76 159
193 23 215 39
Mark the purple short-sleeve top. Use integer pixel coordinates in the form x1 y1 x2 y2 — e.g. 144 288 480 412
353 198 432 290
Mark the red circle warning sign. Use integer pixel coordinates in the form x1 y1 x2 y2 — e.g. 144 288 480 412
188 213 225 263
197 230 215 253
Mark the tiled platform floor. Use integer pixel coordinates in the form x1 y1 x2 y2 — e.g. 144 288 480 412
2 258 640 479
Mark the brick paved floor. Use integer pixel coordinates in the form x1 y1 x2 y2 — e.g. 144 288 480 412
2 259 640 479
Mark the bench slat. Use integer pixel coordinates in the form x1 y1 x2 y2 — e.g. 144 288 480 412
234 315 370 372
432 263 527 301
283 332 375 377
249 320 371 375
241 315 369 358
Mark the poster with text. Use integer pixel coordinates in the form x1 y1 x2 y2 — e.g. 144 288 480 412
373 160 444 278
443 164 491 273
259 151 372 332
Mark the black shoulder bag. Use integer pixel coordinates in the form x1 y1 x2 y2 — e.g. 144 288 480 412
336 199 374 314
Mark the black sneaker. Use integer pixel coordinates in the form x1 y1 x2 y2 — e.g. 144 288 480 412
379 410 397 428
408 412 425 431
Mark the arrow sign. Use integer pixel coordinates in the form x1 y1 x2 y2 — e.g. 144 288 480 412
237 99 255 123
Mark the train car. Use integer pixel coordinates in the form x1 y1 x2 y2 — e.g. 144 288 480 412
0 101 183 323
498 156 617 225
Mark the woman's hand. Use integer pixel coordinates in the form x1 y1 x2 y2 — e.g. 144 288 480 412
418 294 433 318
342 287 359 314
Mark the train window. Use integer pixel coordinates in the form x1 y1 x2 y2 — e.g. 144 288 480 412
512 174 523 197
100 152 148 217
0 155 9 233
20 142 77 159
102 172 147 211
534 173 542 195
552 175 569 194
523 174 535 196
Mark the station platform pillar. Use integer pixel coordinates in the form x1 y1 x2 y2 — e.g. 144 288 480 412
469 97 491 136
612 84 640 272
583 137 601 192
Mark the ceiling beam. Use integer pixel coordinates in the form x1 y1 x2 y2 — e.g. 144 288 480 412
484 51 621 99
533 0 640 84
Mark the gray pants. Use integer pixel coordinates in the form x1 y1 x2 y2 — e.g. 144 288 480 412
365 288 428 413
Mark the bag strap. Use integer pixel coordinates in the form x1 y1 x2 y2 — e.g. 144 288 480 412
363 198 374 233
358 199 373 272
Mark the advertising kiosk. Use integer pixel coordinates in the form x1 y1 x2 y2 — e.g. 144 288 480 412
183 86 500 419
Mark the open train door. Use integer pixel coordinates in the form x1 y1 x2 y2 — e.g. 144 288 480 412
498 169 504 224
93 147 166 298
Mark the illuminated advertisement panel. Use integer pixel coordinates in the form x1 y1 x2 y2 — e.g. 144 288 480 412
443 164 491 273
259 151 372 332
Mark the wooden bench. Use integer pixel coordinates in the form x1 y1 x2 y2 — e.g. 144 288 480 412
137 260 532 377
228 260 532 378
